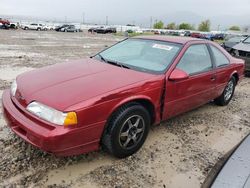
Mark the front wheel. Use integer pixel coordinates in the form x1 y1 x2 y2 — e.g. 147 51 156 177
102 103 150 158
214 77 236 106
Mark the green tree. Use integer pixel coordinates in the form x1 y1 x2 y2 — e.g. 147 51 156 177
198 20 211 32
166 22 176 30
178 23 194 30
229 26 241 31
153 21 164 29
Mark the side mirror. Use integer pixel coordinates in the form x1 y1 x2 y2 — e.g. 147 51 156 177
169 68 189 81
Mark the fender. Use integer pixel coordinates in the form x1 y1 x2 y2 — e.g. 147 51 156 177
109 94 158 119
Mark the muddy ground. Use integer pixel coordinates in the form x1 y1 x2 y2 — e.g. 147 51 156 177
0 30 249 188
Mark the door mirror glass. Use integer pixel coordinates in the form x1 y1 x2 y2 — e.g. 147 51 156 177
169 68 189 81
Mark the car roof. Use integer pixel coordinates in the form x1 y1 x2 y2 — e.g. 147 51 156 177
134 35 204 44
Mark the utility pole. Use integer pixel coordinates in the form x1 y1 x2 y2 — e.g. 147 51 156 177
106 16 108 26
64 16 67 23
217 24 220 31
82 12 85 24
150 16 153 29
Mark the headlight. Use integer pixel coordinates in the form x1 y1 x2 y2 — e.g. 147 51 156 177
11 79 17 96
26 101 77 126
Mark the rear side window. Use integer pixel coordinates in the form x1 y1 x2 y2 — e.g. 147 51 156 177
210 45 229 67
177 44 212 75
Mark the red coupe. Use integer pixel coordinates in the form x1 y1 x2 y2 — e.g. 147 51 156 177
2 36 245 158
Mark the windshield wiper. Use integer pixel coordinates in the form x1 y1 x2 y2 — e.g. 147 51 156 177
106 60 131 69
98 54 108 63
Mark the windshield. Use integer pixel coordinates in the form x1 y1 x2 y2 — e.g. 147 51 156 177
243 37 250 43
95 38 182 73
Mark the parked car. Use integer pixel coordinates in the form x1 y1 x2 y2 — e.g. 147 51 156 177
55 24 70 32
154 30 161 35
21 23 43 31
88 27 97 33
184 31 191 37
0 18 10 29
60 25 82 32
2 36 245 158
231 36 250 72
213 33 225 40
222 36 247 54
202 134 250 188
191 32 203 38
95 27 116 34
42 24 55 31
9 23 18 29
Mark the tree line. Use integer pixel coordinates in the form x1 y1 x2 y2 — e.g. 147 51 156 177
153 20 241 32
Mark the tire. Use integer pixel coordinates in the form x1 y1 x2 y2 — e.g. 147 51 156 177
37 28 41 31
102 103 150 158
214 77 236 106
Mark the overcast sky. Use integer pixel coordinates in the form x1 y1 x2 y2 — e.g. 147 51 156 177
1 0 250 29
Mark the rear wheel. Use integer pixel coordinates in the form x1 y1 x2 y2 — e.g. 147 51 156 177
214 77 236 106
102 103 150 158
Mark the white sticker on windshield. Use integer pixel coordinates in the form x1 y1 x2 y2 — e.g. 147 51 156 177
152 44 173 51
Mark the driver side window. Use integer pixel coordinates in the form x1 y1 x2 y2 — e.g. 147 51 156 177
177 44 212 75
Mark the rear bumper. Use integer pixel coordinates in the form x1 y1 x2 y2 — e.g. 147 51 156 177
2 89 105 156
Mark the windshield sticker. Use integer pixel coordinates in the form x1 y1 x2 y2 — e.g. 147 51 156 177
152 44 173 51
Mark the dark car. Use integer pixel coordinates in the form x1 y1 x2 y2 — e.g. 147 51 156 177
213 33 225 40
61 25 81 32
88 27 97 33
55 24 70 32
222 36 246 54
231 36 250 72
95 27 117 34
202 134 250 188
2 36 244 158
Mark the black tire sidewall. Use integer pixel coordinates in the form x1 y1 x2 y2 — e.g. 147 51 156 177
108 105 150 158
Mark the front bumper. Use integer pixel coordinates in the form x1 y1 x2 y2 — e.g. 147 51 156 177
2 89 104 156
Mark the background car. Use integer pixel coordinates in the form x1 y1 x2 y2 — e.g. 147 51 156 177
61 25 81 32
21 23 43 31
212 33 225 40
231 36 250 73
221 36 246 54
0 18 10 29
95 27 116 34
55 24 70 32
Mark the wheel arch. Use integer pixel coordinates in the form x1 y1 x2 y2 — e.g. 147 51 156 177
109 96 157 125
230 70 239 85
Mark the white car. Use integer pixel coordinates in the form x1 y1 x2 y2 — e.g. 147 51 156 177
22 23 43 31
135 30 143 34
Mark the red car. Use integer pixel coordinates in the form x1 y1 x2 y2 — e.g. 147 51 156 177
2 36 245 158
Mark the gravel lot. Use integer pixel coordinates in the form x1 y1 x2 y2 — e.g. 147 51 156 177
0 30 249 188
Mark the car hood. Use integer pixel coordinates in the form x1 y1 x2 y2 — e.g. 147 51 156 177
16 58 157 111
233 42 250 52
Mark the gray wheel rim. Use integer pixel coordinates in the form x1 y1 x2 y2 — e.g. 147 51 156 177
119 115 145 150
224 80 234 101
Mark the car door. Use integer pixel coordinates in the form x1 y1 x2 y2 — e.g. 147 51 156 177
209 44 232 98
163 43 216 119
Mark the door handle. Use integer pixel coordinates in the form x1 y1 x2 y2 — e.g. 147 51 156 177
211 75 216 81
